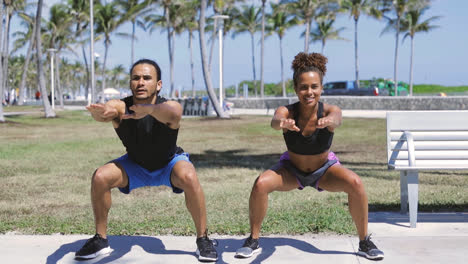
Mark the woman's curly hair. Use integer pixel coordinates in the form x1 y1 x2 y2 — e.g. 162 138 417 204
291 52 328 86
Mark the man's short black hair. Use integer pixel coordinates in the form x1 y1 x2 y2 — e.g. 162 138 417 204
130 59 162 81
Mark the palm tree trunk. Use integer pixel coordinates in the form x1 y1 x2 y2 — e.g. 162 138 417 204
164 5 174 97
208 18 217 72
409 35 414 96
198 0 227 118
321 40 325 54
260 0 265 98
0 3 4 122
18 16 36 105
304 18 311 53
35 0 55 118
82 46 90 101
354 17 360 89
189 30 195 97
280 36 286 97
170 30 175 97
101 39 109 103
250 33 257 97
55 54 64 107
394 16 400 96
131 19 135 65
2 10 11 100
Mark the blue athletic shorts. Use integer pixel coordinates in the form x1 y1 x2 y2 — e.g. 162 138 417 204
111 152 191 194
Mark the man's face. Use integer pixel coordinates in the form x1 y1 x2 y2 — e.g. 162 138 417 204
130 63 162 100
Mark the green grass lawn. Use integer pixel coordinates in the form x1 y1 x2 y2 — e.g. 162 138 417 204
0 110 467 236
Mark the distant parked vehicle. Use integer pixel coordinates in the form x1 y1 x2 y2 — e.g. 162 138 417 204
322 81 379 96
377 80 409 96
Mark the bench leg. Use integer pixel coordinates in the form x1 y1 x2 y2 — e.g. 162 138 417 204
400 171 408 214
400 171 419 228
407 171 419 228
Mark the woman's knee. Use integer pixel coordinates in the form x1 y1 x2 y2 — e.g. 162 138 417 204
346 175 365 195
252 173 275 194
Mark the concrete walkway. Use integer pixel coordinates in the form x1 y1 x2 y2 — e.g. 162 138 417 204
1 212 467 264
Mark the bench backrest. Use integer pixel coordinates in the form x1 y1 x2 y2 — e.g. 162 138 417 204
386 111 468 170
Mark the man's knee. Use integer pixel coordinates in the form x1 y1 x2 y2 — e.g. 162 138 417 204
173 165 200 190
92 166 121 189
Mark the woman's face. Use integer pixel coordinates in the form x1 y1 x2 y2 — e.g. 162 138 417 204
294 71 322 107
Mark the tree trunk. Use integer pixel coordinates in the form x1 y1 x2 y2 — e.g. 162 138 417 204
208 18 217 72
101 39 109 103
260 0 265 98
18 16 36 105
2 10 11 101
164 5 174 97
0 3 4 122
198 0 228 118
394 15 400 96
250 33 257 97
409 35 414 96
189 30 195 97
35 0 55 118
131 19 135 65
280 36 285 97
170 30 175 97
55 54 64 107
304 18 311 53
354 17 360 89
82 45 90 101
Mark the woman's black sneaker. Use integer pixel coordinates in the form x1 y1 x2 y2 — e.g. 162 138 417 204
196 235 218 262
75 234 112 260
357 235 384 260
235 235 261 258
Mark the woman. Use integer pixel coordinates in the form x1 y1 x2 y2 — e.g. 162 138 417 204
235 52 384 260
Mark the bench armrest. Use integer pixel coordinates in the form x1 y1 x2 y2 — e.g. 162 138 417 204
403 130 416 167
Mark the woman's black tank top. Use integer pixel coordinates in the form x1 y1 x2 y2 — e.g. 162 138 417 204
115 96 182 171
282 101 333 155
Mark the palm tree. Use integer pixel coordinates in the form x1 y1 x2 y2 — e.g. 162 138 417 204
266 3 297 97
260 0 266 98
66 0 91 101
382 0 429 95
340 0 382 89
35 0 55 117
116 0 151 65
400 5 440 95
95 1 126 101
12 12 35 105
199 0 228 117
0 2 4 122
281 0 339 53
307 16 348 53
46 3 75 108
179 0 199 97
232 5 261 97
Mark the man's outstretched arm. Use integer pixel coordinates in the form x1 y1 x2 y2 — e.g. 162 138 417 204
86 100 123 125
122 100 182 129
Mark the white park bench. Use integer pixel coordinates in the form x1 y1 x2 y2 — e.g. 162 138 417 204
386 110 468 228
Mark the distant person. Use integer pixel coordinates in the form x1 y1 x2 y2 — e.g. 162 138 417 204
35 90 41 100
75 59 218 262
235 52 384 260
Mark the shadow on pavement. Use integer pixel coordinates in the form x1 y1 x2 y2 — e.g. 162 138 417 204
368 212 468 227
46 235 194 264
216 237 355 264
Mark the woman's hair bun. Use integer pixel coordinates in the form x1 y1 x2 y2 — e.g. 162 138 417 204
291 52 327 76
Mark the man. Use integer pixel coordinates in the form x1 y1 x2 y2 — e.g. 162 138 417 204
75 59 217 262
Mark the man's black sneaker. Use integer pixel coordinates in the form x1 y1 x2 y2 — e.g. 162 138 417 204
75 234 112 260
235 235 261 258
196 235 218 262
357 235 384 260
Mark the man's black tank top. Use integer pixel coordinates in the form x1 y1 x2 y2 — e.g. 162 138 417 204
282 101 333 155
115 96 182 171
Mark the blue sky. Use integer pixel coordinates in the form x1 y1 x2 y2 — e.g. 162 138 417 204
13 0 468 94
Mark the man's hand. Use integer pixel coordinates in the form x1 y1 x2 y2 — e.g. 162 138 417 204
280 118 301 132
86 103 118 122
122 104 154 120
